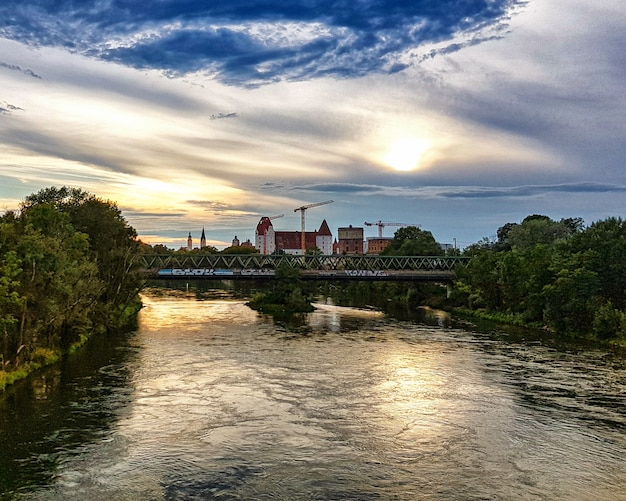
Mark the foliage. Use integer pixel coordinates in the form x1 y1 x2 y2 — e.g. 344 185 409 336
0 186 143 386
381 226 444 256
220 245 259 255
453 214 626 341
246 264 314 314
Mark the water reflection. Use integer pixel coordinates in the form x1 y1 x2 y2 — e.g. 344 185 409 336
0 332 137 498
1 293 625 500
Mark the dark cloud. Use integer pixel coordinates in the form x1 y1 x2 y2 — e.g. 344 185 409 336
0 0 522 85
186 200 257 218
0 62 42 79
187 200 232 210
210 112 239 120
1 127 134 174
288 183 381 194
121 210 186 218
438 183 626 199
274 181 626 199
0 101 24 114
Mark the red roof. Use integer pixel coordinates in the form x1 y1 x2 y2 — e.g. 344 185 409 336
318 219 332 236
256 217 273 234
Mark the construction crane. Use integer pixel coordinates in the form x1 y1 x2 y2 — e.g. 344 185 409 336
268 213 284 220
364 221 417 238
294 200 333 254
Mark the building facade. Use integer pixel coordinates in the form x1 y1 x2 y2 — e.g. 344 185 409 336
365 237 393 255
255 217 333 255
255 217 277 254
336 225 364 254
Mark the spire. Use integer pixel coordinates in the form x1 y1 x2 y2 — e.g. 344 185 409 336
318 219 332 236
200 227 207 248
187 232 192 251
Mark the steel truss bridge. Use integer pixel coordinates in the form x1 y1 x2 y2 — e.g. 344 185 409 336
140 254 469 282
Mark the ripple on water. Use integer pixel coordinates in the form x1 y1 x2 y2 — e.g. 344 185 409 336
5 295 626 500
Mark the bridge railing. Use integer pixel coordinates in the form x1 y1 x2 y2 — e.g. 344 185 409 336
139 254 470 272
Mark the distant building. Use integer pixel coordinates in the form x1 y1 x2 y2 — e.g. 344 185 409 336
232 235 240 247
255 217 277 254
187 232 192 251
365 237 393 255
256 217 333 255
336 225 364 254
315 220 333 255
200 227 207 248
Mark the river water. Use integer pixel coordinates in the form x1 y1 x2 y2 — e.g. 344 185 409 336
1 291 625 500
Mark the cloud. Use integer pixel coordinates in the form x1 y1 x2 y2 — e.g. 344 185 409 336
274 182 626 199
0 101 24 114
0 61 42 79
187 199 259 219
0 0 523 85
436 183 626 199
210 112 239 120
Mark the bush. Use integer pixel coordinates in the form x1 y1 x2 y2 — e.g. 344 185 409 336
592 303 625 340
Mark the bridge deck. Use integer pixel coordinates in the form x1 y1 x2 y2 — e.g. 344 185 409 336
140 254 468 281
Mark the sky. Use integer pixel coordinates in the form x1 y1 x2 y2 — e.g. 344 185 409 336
0 0 625 250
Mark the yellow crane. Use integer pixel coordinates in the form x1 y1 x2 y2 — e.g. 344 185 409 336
294 200 333 254
364 220 417 238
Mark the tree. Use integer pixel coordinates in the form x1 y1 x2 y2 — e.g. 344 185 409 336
220 245 259 254
21 186 143 331
16 203 103 350
246 264 314 314
0 250 23 368
543 267 598 334
381 226 443 256
507 215 571 250
563 217 626 308
0 187 144 380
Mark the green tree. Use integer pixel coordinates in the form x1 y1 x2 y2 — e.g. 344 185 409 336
16 203 103 351
564 217 626 307
542 267 598 334
220 245 259 254
0 250 23 368
381 226 443 256
454 248 503 310
23 188 143 331
506 215 571 250
247 264 314 314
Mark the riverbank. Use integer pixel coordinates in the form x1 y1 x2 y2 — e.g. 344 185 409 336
0 333 95 391
450 306 626 353
0 300 142 392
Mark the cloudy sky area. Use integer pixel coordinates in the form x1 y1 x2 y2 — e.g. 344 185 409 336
1 0 625 249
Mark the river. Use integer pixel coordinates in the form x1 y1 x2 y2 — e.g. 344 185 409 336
1 290 625 500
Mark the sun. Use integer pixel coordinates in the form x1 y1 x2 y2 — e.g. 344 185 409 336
384 137 431 172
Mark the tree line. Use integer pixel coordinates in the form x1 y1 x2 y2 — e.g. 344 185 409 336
2 185 624 386
0 187 143 380
323 218 626 343
452 215 626 341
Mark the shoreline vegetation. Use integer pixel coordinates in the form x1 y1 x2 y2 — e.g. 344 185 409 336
2 188 626 391
245 265 315 315
0 187 143 391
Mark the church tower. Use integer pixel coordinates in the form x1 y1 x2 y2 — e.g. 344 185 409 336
201 227 207 249
187 232 192 251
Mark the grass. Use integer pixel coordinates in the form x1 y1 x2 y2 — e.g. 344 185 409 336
0 347 62 392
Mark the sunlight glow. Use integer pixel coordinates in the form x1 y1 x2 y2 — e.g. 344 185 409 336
384 137 431 171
